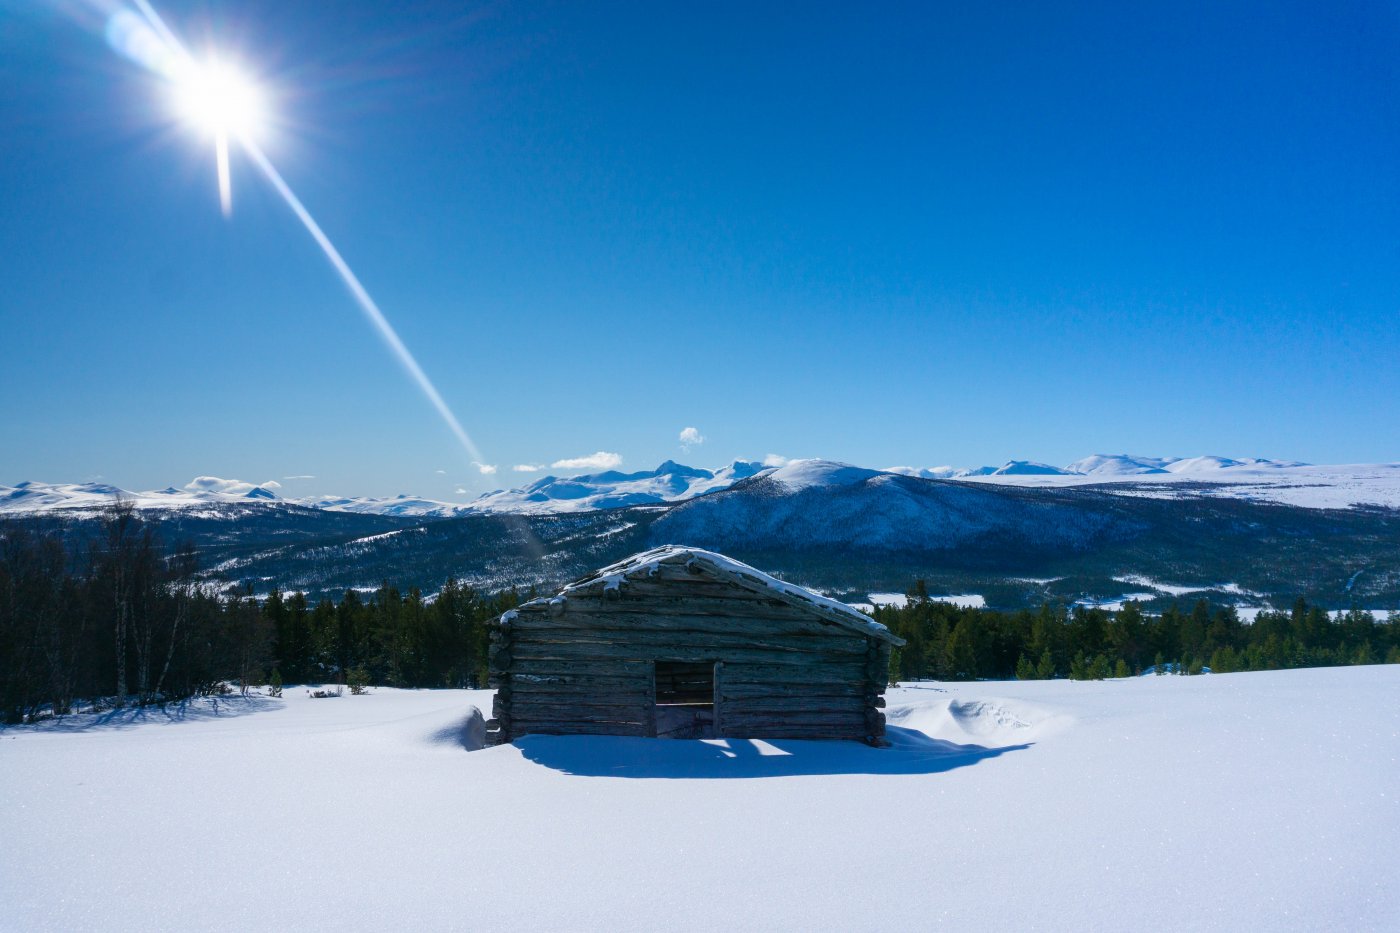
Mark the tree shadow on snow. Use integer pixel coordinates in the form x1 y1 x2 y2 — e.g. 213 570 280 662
13 695 280 733
513 726 1030 778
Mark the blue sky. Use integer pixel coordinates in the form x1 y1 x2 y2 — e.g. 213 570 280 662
2 0 1397 498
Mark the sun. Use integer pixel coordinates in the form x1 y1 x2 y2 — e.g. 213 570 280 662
167 57 264 216
171 59 263 138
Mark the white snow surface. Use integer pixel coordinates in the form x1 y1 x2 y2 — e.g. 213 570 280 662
2 666 1396 931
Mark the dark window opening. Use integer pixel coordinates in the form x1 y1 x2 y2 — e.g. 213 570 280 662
654 661 716 739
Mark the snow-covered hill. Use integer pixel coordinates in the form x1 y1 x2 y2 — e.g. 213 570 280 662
3 667 1395 930
653 460 1131 554
462 460 769 514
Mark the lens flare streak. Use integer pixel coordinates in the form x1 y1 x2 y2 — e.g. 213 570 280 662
100 0 485 466
215 132 231 216
240 136 485 463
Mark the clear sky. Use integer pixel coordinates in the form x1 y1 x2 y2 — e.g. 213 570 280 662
2 0 1397 499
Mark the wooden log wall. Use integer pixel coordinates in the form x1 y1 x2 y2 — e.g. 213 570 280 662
486 567 894 745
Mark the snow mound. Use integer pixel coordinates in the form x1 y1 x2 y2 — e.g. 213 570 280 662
884 693 1068 746
427 706 487 751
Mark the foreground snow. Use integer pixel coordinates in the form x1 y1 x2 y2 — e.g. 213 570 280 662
2 667 1397 931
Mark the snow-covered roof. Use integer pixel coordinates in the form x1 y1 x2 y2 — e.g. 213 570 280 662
513 545 903 645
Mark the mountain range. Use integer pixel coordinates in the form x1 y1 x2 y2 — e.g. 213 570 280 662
6 453 1399 517
4 456 1398 611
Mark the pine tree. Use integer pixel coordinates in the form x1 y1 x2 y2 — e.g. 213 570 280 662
1069 652 1088 680
267 668 282 698
1114 659 1130 678
1088 654 1111 680
347 665 370 695
1015 654 1035 680
1035 647 1055 680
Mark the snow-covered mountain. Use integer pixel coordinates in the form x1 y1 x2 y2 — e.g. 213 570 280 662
653 460 1127 552
1062 454 1306 476
462 460 769 514
0 480 296 515
6 454 1399 518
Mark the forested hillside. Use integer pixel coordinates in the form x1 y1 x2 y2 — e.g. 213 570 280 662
5 504 1397 724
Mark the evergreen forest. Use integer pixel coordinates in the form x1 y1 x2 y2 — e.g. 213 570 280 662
0 506 516 724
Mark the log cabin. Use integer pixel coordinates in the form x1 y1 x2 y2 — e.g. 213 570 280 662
486 545 904 745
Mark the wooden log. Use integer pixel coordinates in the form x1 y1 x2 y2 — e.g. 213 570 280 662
511 682 652 700
720 662 866 684
511 688 653 706
512 627 866 655
509 641 858 667
511 720 650 738
511 673 651 690
508 610 846 639
510 701 652 721
718 681 866 699
510 659 653 677
722 697 865 715
511 687 653 705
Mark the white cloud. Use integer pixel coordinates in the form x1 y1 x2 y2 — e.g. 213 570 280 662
435 469 447 475
472 462 498 475
551 451 623 471
455 487 468 495
678 426 705 449
184 476 281 495
762 453 789 467
513 464 545 472
283 475 316 481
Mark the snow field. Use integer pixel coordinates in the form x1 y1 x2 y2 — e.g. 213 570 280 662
2 666 1397 931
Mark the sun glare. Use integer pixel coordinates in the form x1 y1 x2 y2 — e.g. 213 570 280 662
171 60 262 137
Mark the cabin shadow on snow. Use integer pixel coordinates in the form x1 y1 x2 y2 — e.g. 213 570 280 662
513 726 1031 779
